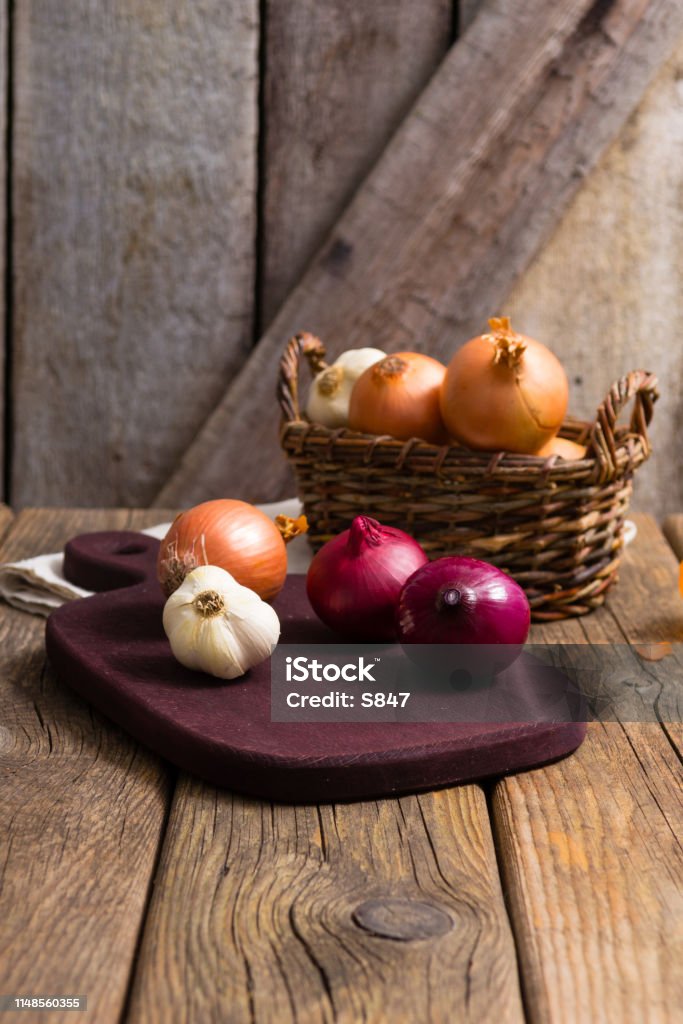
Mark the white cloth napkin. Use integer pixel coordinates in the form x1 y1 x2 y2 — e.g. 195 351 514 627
0 499 313 617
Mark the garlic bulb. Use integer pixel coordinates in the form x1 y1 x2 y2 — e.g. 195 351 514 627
162 565 280 680
306 347 385 428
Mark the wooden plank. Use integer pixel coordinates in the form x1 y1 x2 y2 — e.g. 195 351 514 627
663 514 683 562
493 720 683 1024
11 2 259 508
0 2 6 497
591 514 683 756
507 37 683 520
0 509 174 1022
259 0 452 329
459 0 486 31
596 515 683 649
157 0 683 508
127 781 525 1022
0 502 13 539
490 516 683 1023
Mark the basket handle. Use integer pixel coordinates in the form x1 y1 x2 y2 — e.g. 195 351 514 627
588 370 659 481
277 333 328 422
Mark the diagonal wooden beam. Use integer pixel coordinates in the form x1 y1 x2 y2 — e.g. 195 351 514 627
156 0 683 507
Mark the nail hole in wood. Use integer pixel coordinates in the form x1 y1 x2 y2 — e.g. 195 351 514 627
323 237 353 273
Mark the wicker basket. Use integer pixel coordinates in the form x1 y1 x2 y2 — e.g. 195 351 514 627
278 333 658 620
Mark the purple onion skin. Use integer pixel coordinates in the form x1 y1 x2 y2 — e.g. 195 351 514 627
397 557 530 674
306 516 428 641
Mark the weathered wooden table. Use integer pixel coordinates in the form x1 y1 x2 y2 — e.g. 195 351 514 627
1 509 681 1024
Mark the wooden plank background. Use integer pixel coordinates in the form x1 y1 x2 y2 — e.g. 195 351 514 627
157 0 683 511
507 38 683 527
6 0 454 509
0 3 5 492
11 1 259 508
259 0 453 330
0 0 680 518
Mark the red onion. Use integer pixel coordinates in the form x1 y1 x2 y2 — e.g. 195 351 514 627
396 557 530 676
306 516 428 640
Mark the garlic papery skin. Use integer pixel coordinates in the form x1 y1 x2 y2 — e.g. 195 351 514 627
162 565 280 680
306 347 385 428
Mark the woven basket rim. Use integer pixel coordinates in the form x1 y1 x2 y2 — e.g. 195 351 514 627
280 416 651 484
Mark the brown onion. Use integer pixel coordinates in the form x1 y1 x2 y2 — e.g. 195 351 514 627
157 499 307 600
440 317 568 453
348 352 448 445
536 436 586 460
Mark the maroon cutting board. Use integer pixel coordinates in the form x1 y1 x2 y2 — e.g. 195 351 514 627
45 531 586 802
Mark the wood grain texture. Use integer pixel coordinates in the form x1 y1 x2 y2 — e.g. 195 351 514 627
0 509 174 1024
459 0 485 31
593 514 683 757
0 4 6 495
11 2 258 508
259 0 452 328
157 0 683 508
596 515 683 649
491 515 683 1023
662 514 683 562
127 781 524 1023
0 503 13 539
493 720 683 1024
507 39 683 520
